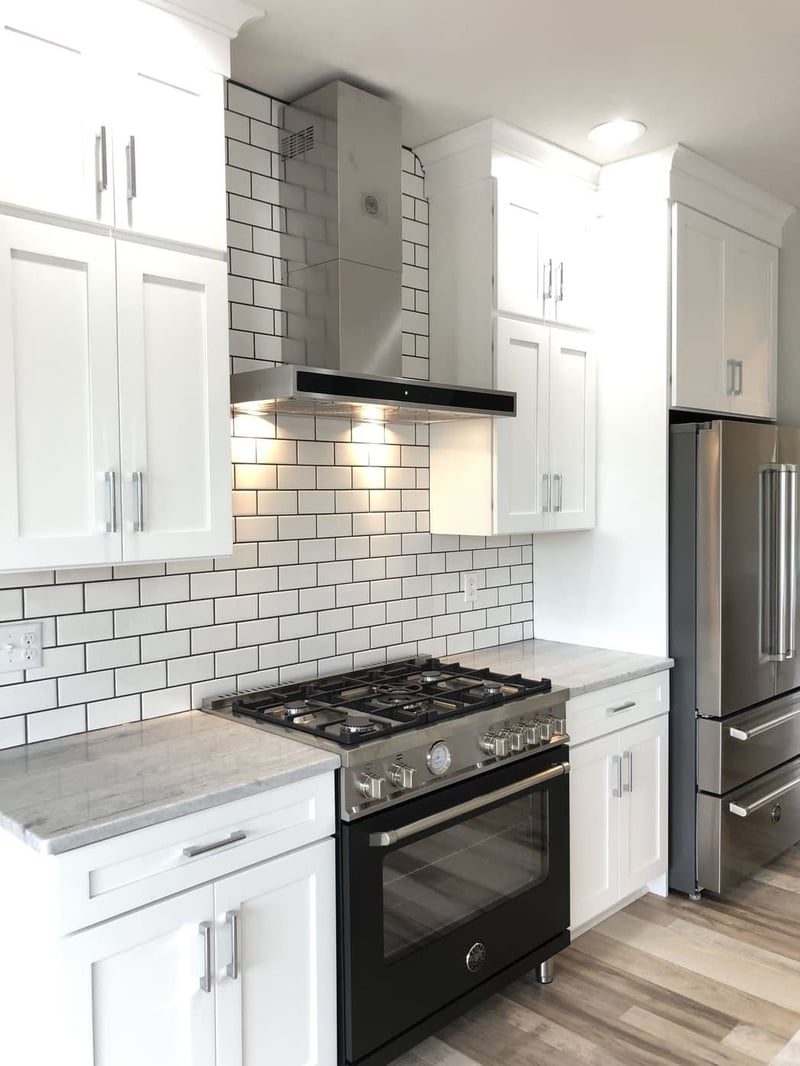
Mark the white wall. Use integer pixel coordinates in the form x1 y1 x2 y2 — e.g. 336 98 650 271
532 201 671 656
778 209 800 425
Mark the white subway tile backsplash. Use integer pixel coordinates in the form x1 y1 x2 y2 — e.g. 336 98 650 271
25 644 85 681
0 589 23 621
58 671 113 706
87 637 140 672
57 611 113 646
116 661 167 696
141 630 191 664
191 624 238 655
168 654 216 687
24 584 83 618
0 716 26 749
115 605 166 638
27 703 86 743
142 686 192 720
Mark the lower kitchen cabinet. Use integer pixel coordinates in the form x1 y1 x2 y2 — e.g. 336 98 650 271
62 839 336 1066
568 675 669 933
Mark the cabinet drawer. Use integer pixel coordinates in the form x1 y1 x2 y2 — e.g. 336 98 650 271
54 773 334 934
567 671 670 746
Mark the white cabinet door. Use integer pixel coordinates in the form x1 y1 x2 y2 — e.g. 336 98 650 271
0 0 112 225
495 182 545 320
62 886 216 1066
113 56 226 249
569 733 620 930
116 242 231 562
725 227 777 420
547 329 596 531
546 212 595 330
494 317 549 533
0 217 121 569
671 204 726 413
620 714 668 897
215 838 337 1066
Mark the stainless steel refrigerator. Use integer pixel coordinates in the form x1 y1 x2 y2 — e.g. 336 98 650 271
670 419 800 896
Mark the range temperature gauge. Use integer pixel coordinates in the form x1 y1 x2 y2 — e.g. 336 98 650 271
426 741 452 776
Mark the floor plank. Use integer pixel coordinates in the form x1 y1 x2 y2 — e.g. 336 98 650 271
388 845 800 1065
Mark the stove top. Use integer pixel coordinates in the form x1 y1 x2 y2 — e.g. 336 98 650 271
229 656 552 747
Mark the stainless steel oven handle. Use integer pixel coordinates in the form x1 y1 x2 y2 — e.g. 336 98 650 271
368 761 570 848
728 773 800 817
729 704 800 741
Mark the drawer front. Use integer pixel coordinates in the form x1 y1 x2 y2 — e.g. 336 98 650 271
567 671 670 747
698 756 800 894
54 772 335 934
698 691 800 794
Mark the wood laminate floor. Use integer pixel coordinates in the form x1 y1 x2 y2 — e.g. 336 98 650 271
390 845 800 1066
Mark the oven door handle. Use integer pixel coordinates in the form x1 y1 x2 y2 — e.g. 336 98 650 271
368 761 570 848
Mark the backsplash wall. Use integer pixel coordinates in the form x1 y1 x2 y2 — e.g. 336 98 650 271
0 81 533 749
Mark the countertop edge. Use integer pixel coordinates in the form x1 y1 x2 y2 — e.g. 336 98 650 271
564 658 674 698
3 751 340 857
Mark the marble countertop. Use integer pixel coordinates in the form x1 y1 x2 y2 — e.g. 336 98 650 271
447 639 673 698
0 710 339 855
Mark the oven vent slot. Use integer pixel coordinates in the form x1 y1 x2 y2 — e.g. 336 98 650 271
281 125 315 160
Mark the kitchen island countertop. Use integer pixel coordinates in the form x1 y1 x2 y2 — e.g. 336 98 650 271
447 638 673 698
0 709 338 854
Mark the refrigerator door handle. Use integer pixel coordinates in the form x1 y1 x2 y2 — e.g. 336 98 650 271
760 464 798 660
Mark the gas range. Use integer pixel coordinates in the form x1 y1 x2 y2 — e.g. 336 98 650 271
204 655 569 820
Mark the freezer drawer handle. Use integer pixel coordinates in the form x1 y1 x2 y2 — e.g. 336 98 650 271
368 761 570 847
729 704 800 741
728 773 800 818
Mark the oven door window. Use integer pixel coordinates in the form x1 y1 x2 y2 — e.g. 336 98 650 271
382 791 548 961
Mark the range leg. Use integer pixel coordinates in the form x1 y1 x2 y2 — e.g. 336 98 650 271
536 958 554 985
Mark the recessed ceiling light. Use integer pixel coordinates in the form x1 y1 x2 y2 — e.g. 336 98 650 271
588 119 647 148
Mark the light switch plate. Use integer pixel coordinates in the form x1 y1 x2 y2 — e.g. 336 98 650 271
463 572 479 605
0 622 42 673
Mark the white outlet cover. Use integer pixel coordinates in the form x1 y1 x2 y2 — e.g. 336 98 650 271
0 622 42 673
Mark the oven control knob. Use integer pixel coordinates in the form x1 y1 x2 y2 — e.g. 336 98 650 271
551 715 567 737
539 717 554 742
523 720 542 746
388 763 416 790
507 726 526 752
356 771 386 801
480 732 510 757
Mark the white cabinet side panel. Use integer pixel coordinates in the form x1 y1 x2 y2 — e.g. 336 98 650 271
0 218 120 569
429 420 493 535
534 203 670 655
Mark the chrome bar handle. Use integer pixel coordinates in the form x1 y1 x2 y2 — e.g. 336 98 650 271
369 762 570 847
729 703 800 740
623 750 633 793
729 773 800 817
96 125 108 192
183 830 246 858
556 261 564 303
126 135 137 199
542 473 551 512
226 910 240 980
612 755 622 798
760 464 797 659
607 699 636 714
735 360 744 396
553 473 562 512
543 259 553 300
104 471 117 534
133 471 144 533
726 358 736 396
199 922 212 993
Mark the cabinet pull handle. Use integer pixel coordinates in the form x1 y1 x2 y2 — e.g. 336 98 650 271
552 473 562 512
607 699 636 714
226 910 240 980
543 259 553 300
104 471 117 534
183 830 247 858
96 125 108 192
126 135 137 199
542 473 551 512
736 360 744 396
612 754 622 798
199 922 212 993
623 749 633 793
556 261 564 303
132 471 144 532
726 358 735 396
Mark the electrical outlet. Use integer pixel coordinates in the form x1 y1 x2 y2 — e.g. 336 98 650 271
0 622 42 673
463 572 479 605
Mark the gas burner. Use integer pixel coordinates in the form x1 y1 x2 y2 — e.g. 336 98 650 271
285 699 311 718
480 680 503 697
341 717 379 735
421 669 443 683
379 688 423 707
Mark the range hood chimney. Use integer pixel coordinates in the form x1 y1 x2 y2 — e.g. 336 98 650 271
230 81 516 423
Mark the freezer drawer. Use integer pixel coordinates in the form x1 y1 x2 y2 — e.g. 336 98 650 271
697 756 800 893
697 691 800 794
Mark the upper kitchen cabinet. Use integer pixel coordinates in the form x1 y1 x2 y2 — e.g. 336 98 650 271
672 204 778 419
0 0 243 251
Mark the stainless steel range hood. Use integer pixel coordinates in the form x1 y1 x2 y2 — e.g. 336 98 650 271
229 81 516 423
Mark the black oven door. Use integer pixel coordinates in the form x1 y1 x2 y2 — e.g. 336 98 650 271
340 746 570 1065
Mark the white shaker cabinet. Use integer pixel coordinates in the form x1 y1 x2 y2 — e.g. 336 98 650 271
495 181 545 322
430 318 596 535
0 218 121 569
568 673 669 934
116 243 232 563
671 203 777 419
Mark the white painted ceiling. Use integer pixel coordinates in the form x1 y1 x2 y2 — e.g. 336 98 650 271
233 0 800 208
